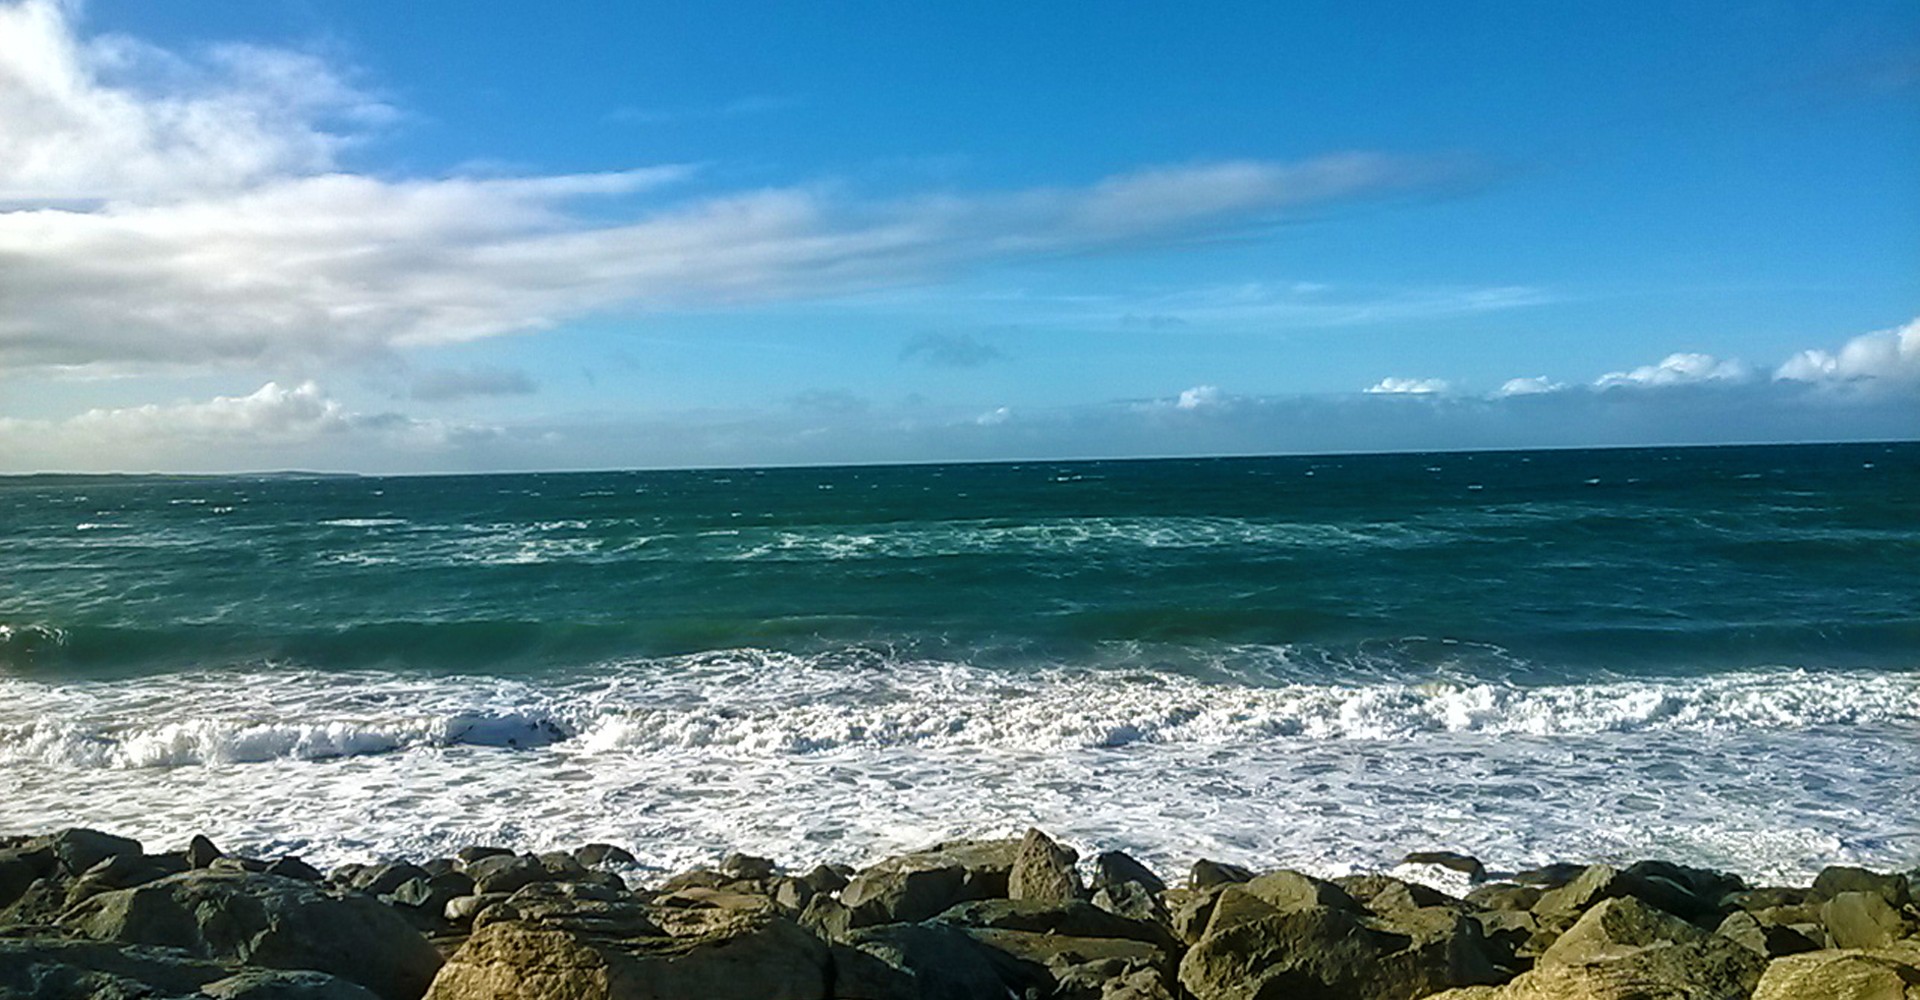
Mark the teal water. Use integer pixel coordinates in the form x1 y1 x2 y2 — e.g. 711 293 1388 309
2 441 1917 880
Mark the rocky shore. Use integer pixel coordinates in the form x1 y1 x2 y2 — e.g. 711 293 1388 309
1 827 1916 999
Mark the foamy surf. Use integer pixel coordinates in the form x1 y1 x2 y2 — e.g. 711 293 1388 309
1 652 1914 886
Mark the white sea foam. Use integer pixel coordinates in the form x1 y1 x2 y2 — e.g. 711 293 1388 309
318 518 409 528
1 654 1914 883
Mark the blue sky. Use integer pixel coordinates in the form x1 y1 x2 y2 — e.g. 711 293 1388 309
0 0 1915 471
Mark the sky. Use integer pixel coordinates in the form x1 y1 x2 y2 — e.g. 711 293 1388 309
0 0 1915 472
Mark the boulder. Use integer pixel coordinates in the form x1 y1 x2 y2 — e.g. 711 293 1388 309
799 863 849 895
837 838 1021 926
57 869 442 1000
573 843 636 868
463 855 553 896
532 852 588 881
0 844 57 909
1093 881 1169 925
454 846 514 867
1448 896 1767 1000
645 885 779 938
1179 897 1458 1000
1188 859 1254 889
189 834 224 869
1466 883 1542 912
0 935 233 999
1815 866 1915 909
1091 850 1167 894
1008 828 1086 904
1164 886 1227 945
1531 863 1711 923
202 969 385 999
1715 909 1820 958
936 897 1174 951
1751 942 1920 1000
1404 851 1488 883
719 852 777 880
266 856 325 882
444 893 510 927
830 922 1020 1000
425 913 830 1000
1823 891 1917 949
355 862 430 897
1242 869 1360 913
967 927 1173 1000
37 828 143 876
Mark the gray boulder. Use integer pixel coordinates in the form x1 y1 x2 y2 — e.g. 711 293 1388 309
837 838 1021 926
1091 850 1166 894
462 855 552 896
1814 866 1913 909
830 922 1018 1000
1751 941 1920 1000
56 869 442 1000
1187 859 1254 889
1822 890 1916 949
1008 828 1086 904
37 828 143 877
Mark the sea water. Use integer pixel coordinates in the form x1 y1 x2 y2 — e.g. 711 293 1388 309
2 442 1915 882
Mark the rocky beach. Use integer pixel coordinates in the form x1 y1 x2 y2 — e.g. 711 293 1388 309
2 825 1915 999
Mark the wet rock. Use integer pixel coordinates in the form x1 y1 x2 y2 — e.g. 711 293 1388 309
463 855 552 896
1179 893 1486 1000
37 828 143 876
211 856 273 875
1008 828 1086 904
1093 880 1169 925
188 834 224 869
419 858 456 878
0 844 57 909
798 863 849 895
1242 869 1361 913
572 843 635 868
1823 891 1917 949
1508 863 1589 888
532 851 587 882
830 922 1018 1000
425 913 830 1000
1404 851 1488 882
1531 863 1711 922
201 968 385 999
1715 909 1821 958
967 927 1172 1000
1814 865 1914 909
454 846 513 868
720 851 777 880
443 893 510 927
936 897 1175 951
1751 942 1920 1000
390 872 475 916
0 935 233 999
1187 859 1254 890
837 838 1021 926
74 850 190 893
1091 850 1166 894
1448 896 1767 1000
354 862 430 897
266 856 324 882
57 869 443 1000
1339 874 1460 916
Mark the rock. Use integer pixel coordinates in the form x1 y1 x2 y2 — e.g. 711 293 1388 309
0 935 235 999
1824 891 1917 949
454 846 514 867
1188 859 1254 889
420 858 456 878
266 856 325 882
189 834 224 869
1093 881 1170 925
1751 942 1920 1000
1815 866 1914 909
390 873 474 919
1164 886 1227 945
771 877 815 912
1404 851 1488 882
1508 863 1589 888
646 885 780 938
799 863 849 895
573 843 635 868
1531 863 1710 922
1726 886 1814 911
1242 869 1361 913
38 828 143 876
74 850 191 893
1470 909 1539 970
201 968 385 999
935 897 1175 950
720 852 777 880
1466 882 1543 911
1478 896 1767 1000
444 893 509 926
1178 898 1476 1000
463 855 553 896
838 838 1021 926
0 844 57 909
1716 909 1821 957
58 869 443 1000
830 922 1020 1000
658 869 733 892
354 862 430 897
477 881 663 939
1338 874 1460 915
212 856 272 874
1091 850 1166 894
425 913 831 1000
967 927 1173 1000
1008 828 1086 904
798 894 854 941
532 851 587 881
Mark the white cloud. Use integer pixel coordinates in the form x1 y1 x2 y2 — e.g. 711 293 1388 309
1365 377 1450 394
1497 376 1565 396
0 380 491 469
0 1 1443 375
1594 352 1751 388
1775 318 1920 385
1176 385 1223 409
974 406 1012 426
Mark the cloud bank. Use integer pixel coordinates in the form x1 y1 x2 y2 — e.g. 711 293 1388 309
0 0 1446 375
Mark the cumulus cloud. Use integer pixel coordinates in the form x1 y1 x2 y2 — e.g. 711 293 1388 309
0 380 493 470
0 1 1447 375
1594 352 1751 388
408 366 537 402
1365 377 1450 394
974 406 1011 426
1176 385 1223 409
1775 318 1920 385
1497 376 1565 397
899 332 1005 368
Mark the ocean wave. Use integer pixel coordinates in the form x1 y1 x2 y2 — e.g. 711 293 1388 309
2 652 1913 770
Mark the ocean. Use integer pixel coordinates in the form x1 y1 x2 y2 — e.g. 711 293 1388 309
2 442 1916 884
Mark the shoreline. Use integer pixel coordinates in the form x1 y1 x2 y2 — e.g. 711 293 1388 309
3 824 1916 999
